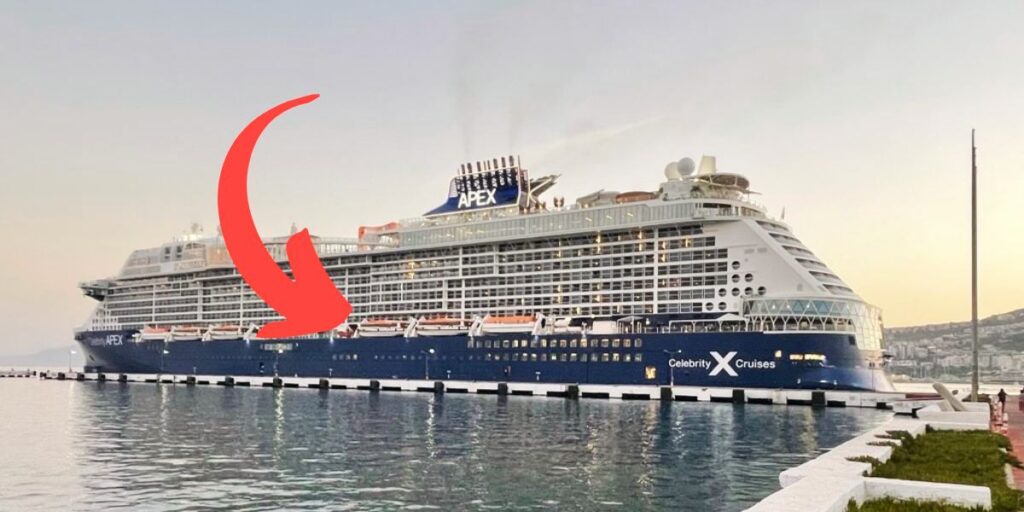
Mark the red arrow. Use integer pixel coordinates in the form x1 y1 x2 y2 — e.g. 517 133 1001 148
217 94 352 339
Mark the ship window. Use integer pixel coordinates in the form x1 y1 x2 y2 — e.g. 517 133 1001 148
635 339 643 348
745 273 753 282
502 353 510 361
624 354 632 362
559 339 567 348
731 275 740 283
612 353 621 362
635 353 643 362
623 339 632 348
352 354 358 360
580 339 588 348
600 339 609 348
530 339 539 348
570 353 578 362
601 353 610 362
484 340 492 349
560 354 568 362
757 286 767 296
645 366 657 380
512 353 520 361
612 339 620 348
745 287 753 296
570 339 578 348
540 354 548 362
732 288 740 296
502 340 510 348
540 339 548 348
475 341 483 348
530 353 538 361
731 261 740 270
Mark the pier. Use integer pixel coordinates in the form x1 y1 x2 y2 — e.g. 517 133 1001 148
38 370 936 411
0 369 34 378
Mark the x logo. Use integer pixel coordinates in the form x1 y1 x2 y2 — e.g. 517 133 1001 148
709 351 738 377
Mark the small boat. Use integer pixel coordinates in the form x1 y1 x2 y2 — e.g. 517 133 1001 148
206 324 243 340
170 325 203 341
416 317 470 337
357 319 406 338
480 315 537 334
551 317 583 333
139 326 170 342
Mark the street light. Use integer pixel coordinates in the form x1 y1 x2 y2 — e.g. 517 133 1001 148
68 349 77 373
419 348 436 380
663 349 682 387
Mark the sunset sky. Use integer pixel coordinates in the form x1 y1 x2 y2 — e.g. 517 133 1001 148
1 1 1022 356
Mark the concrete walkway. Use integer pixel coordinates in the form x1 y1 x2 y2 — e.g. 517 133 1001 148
1003 396 1024 490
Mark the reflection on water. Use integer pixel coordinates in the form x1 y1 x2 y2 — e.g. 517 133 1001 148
0 380 890 511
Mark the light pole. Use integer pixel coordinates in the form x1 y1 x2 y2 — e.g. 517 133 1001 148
419 348 435 380
68 349 77 373
663 350 682 387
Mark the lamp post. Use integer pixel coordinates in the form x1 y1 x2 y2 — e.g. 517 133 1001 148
419 348 435 380
663 349 682 387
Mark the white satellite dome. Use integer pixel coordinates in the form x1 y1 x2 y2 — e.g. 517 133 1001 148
664 161 682 181
677 157 696 176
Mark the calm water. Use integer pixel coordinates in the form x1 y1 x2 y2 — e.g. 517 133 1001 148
0 379 890 511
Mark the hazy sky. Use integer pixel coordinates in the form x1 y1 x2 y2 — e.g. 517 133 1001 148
1 1 1022 355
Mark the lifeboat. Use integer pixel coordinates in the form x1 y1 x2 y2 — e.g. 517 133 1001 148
551 317 583 333
170 325 203 341
480 315 537 334
415 317 470 337
357 319 406 338
139 326 170 342
206 324 243 341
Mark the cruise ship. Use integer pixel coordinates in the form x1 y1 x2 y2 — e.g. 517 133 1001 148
75 155 894 391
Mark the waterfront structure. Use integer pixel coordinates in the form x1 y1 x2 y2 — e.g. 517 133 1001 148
76 155 894 391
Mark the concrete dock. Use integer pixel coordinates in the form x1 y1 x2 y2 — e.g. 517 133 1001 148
37 370 943 411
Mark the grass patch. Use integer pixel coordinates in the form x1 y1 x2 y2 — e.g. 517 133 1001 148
848 497 985 511
849 430 1022 512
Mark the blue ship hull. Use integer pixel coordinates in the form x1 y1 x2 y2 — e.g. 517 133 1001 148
75 330 894 392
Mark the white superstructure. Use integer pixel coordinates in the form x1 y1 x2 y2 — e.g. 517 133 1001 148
79 156 883 352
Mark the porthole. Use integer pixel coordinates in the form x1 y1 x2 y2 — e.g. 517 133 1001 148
757 286 767 296
718 289 726 297
731 261 740 270
705 302 714 311
744 287 753 296
731 274 740 283
718 302 727 310
731 288 740 296
745 273 753 282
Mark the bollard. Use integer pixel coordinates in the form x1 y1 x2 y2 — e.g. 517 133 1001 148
369 379 380 391
433 381 444 394
118 374 128 383
76 373 85 381
660 386 673 401
732 389 745 404
812 391 827 408
318 378 329 389
97 373 107 382
272 377 283 388
497 383 509 396
223 376 235 387
186 375 196 386
567 384 580 400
